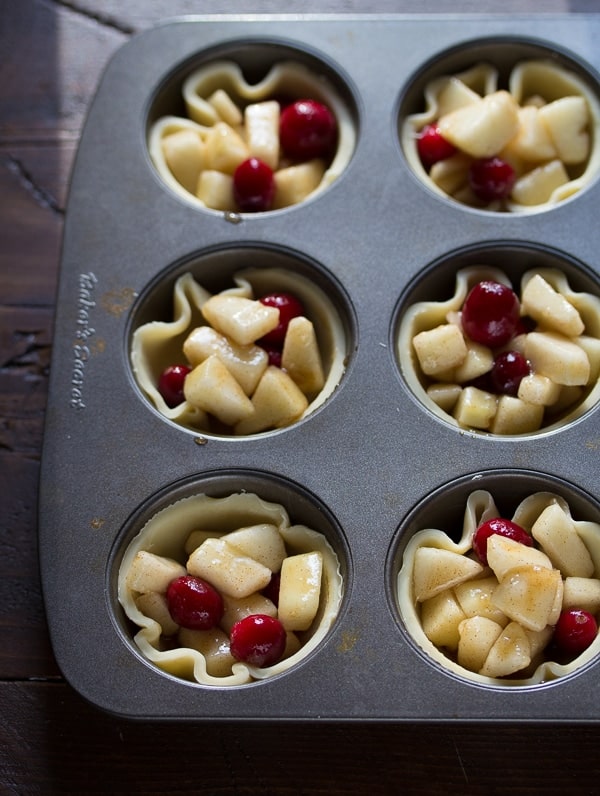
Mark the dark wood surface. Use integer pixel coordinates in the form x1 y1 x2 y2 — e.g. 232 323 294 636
2 1 600 793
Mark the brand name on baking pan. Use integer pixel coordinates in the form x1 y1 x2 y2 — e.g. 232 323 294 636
70 272 97 409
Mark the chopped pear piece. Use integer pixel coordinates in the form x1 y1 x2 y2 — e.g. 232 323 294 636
517 373 561 406
208 89 243 127
453 386 497 430
273 159 326 208
225 523 287 572
453 341 494 382
486 535 552 581
458 615 504 673
437 90 520 158
184 355 255 426
413 323 467 377
178 627 236 677
538 96 589 164
183 326 268 395
201 295 279 345
281 316 325 396
126 550 187 594
278 551 323 631
187 537 271 599
563 577 600 613
234 366 309 435
220 592 278 633
429 152 471 194
511 160 570 206
420 589 466 649
162 129 206 194
507 105 557 162
525 626 554 661
426 382 462 412
412 547 484 602
492 565 563 632
204 121 249 174
435 77 481 117
479 621 531 678
546 384 583 415
196 170 235 210
489 395 544 435
524 331 590 386
521 274 584 337
531 503 594 578
577 335 600 382
245 100 280 169
454 575 509 626
135 591 180 636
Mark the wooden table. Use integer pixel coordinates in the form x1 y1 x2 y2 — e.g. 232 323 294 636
2 1 599 792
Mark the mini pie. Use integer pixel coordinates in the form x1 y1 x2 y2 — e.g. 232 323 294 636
397 489 600 686
118 491 343 686
131 266 347 434
148 60 355 211
397 265 600 435
402 59 600 211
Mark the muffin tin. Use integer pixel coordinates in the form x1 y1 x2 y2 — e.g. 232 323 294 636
39 14 600 721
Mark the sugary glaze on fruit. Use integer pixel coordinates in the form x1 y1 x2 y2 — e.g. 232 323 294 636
148 60 355 212
397 489 600 686
398 265 600 436
403 60 600 212
118 491 343 686
131 266 347 435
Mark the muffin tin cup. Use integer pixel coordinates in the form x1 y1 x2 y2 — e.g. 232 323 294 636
388 469 600 690
40 14 600 721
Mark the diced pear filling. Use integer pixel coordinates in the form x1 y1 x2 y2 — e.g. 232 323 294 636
161 129 207 194
126 551 187 594
196 170 234 210
201 295 280 346
281 316 325 396
278 551 324 631
140 271 329 436
409 61 595 210
409 493 600 681
244 100 280 169
521 274 584 337
410 268 599 435
156 81 338 212
438 90 520 158
184 355 255 426
124 517 328 682
413 324 468 377
187 537 272 599
234 366 309 435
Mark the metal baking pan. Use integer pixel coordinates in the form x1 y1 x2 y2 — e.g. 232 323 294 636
39 14 600 721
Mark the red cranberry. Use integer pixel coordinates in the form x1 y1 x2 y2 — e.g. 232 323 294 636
233 157 275 212
258 292 305 347
416 124 457 170
490 350 531 396
230 614 287 667
462 281 521 348
553 609 598 658
469 157 516 202
166 575 224 630
158 364 191 408
472 517 533 566
280 99 337 160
